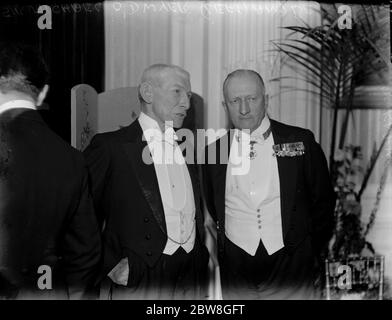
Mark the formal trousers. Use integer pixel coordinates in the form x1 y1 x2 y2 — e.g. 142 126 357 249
109 240 208 300
220 235 321 300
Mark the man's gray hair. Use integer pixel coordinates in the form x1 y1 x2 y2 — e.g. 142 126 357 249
138 64 189 103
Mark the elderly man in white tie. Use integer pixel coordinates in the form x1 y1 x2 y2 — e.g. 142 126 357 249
84 64 209 299
203 69 336 299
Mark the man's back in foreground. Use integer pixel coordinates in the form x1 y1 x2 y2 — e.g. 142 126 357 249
0 43 101 299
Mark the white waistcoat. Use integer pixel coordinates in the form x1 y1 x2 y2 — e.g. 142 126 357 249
225 116 284 256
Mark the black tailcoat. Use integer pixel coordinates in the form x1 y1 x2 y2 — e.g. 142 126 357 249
0 108 101 299
202 119 336 297
84 120 209 292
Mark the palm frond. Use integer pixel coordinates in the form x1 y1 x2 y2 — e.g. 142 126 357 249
272 42 336 86
272 4 389 176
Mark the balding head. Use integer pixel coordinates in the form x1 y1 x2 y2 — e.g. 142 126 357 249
140 64 190 90
223 69 265 101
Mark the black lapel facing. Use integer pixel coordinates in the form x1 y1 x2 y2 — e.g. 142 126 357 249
211 131 233 226
270 120 298 237
121 121 167 234
181 144 200 212
181 150 204 237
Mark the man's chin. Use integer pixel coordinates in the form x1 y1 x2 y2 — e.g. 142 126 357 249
236 124 254 132
237 118 254 125
173 121 184 129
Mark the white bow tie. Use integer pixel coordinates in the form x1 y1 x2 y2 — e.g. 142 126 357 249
150 128 179 147
235 126 272 144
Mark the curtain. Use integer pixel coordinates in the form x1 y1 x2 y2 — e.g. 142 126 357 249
104 1 321 134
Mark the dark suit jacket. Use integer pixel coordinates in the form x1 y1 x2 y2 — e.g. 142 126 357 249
0 108 101 299
203 119 336 261
84 120 208 286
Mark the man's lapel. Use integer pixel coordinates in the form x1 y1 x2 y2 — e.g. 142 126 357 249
122 121 167 234
181 146 201 216
182 157 205 239
270 120 298 238
213 131 233 226
178 135 199 207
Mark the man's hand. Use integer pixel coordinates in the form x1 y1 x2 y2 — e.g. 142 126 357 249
107 258 129 286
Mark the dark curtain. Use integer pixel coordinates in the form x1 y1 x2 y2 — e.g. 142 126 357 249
0 2 104 142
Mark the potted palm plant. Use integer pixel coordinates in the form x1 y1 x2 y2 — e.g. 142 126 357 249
271 3 391 298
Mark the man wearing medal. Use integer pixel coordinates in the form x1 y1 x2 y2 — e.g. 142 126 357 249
203 69 336 299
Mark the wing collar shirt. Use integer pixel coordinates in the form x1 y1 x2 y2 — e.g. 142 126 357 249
225 115 284 256
0 99 36 114
138 112 196 255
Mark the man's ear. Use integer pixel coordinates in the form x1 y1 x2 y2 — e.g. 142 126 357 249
264 93 269 111
222 100 234 128
139 82 153 104
222 100 228 113
36 84 49 107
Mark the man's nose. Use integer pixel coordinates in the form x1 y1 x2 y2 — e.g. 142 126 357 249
180 92 191 110
239 99 250 115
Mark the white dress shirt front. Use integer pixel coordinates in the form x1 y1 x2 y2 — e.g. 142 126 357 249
138 112 196 255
